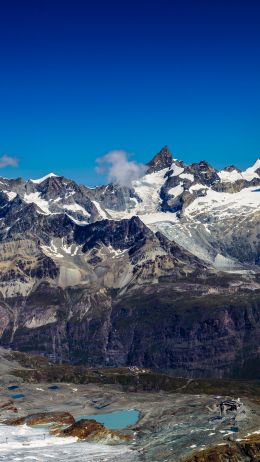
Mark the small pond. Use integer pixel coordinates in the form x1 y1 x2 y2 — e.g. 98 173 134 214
76 409 140 430
11 394 25 399
7 385 19 391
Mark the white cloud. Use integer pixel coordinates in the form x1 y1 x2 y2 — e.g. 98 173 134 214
0 155 18 168
96 150 147 186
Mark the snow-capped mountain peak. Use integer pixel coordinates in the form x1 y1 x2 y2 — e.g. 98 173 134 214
241 158 260 181
0 147 258 287
30 172 59 184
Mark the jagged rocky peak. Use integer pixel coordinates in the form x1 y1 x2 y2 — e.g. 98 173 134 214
33 175 83 201
223 165 241 173
187 160 219 186
147 145 173 173
75 215 151 252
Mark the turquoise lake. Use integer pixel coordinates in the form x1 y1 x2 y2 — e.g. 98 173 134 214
76 409 140 429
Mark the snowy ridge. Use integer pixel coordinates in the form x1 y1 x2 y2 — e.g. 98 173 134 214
0 150 259 278
185 186 260 219
30 172 58 183
218 159 260 183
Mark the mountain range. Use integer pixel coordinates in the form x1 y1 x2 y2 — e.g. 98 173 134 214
0 146 259 378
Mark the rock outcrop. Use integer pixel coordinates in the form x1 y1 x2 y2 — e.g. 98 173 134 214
4 411 75 426
0 399 18 414
54 418 130 443
147 145 173 173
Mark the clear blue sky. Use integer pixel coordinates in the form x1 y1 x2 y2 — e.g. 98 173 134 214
0 0 259 185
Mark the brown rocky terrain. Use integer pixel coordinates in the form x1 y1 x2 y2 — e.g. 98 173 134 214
181 433 260 462
4 411 75 426
53 418 131 443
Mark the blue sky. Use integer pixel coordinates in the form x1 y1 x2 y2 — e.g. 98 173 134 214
0 0 259 185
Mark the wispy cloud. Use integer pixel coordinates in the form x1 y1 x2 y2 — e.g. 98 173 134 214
0 155 19 168
96 150 147 186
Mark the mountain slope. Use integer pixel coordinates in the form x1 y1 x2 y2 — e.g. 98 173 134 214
0 146 259 377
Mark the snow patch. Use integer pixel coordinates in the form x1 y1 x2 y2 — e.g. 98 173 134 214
168 184 184 197
170 162 184 176
3 190 17 201
63 203 90 217
41 241 64 258
218 169 242 183
23 192 51 215
92 200 108 219
189 183 209 192
66 214 89 225
179 173 194 182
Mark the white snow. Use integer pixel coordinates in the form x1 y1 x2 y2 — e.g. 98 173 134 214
60 238 81 256
63 203 90 217
185 186 260 219
241 158 260 181
66 214 89 225
218 159 260 183
41 238 82 261
23 192 51 215
0 424 135 461
30 173 58 184
179 173 194 182
92 200 108 219
3 190 17 201
170 162 184 176
107 245 128 258
41 241 64 258
217 169 242 183
65 190 76 199
168 184 183 197
139 212 178 225
189 183 208 192
62 242 73 254
132 168 169 214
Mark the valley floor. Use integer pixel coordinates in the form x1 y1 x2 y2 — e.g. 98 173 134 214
0 348 260 461
0 379 260 461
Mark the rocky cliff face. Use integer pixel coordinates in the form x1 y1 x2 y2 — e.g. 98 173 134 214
1 277 259 379
0 147 259 377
